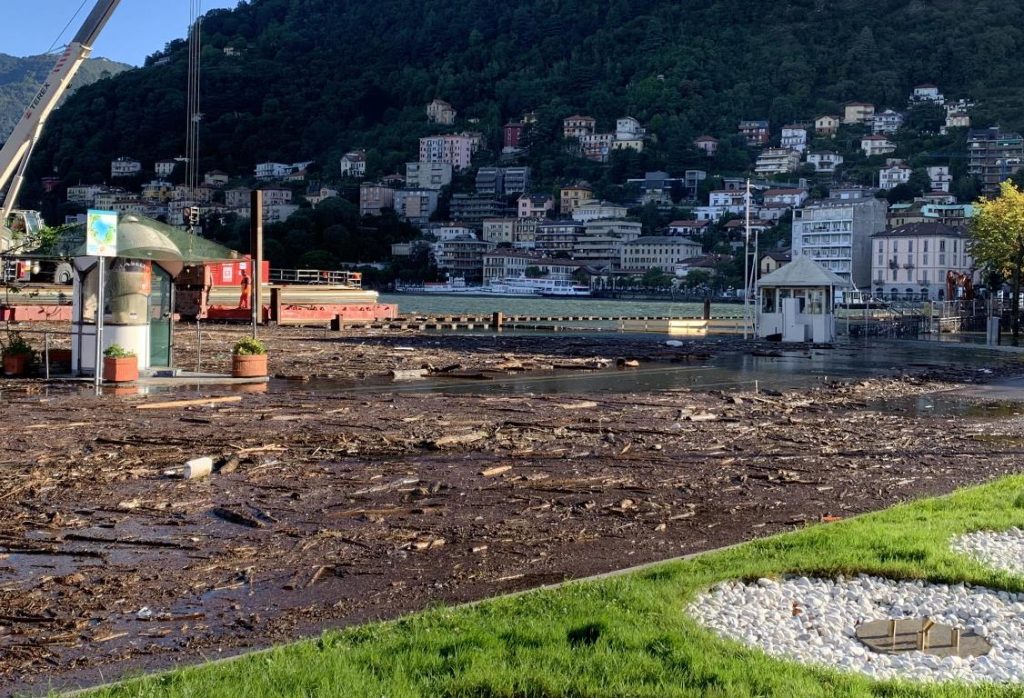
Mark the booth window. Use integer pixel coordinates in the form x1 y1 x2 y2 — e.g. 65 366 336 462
761 288 776 313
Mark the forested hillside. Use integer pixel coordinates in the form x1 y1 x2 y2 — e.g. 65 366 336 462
25 0 1024 187
0 54 130 140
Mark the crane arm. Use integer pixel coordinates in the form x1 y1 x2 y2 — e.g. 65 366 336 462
0 0 121 222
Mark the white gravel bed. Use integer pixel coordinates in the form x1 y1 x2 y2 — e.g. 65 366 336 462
953 528 1024 577
687 575 1024 683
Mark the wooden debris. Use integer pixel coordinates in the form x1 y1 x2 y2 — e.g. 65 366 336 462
136 396 243 410
212 507 265 529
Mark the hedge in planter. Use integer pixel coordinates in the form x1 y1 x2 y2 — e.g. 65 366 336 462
232 337 268 377
103 344 138 383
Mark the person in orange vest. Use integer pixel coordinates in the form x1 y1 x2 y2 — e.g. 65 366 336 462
239 270 251 310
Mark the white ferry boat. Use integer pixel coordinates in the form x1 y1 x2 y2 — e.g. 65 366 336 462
497 277 591 297
396 276 591 297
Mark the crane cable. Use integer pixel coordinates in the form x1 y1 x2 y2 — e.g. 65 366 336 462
186 0 203 256
45 0 91 54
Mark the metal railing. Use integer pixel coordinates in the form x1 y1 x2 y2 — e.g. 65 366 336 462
268 269 362 287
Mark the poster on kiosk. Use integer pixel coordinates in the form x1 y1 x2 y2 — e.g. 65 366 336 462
86 210 118 257
86 209 118 386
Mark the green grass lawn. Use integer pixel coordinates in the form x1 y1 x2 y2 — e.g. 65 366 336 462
83 477 1024 698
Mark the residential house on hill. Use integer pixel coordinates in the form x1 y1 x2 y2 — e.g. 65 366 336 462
807 151 844 173
878 160 912 190
815 115 840 137
780 125 808 153
203 170 229 187
667 220 710 237
427 99 457 125
503 122 525 150
927 166 952 193
754 148 801 175
759 250 792 276
909 84 944 106
154 159 178 178
763 188 808 208
694 135 719 156
560 183 593 214
861 134 896 157
872 109 904 135
563 115 596 139
518 194 554 219
111 157 142 178
739 120 770 147
843 102 875 125
340 150 367 178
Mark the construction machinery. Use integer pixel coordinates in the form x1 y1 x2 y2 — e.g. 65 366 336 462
0 0 121 263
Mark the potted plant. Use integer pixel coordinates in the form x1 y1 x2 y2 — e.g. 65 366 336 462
2 332 35 377
103 344 138 383
232 337 267 377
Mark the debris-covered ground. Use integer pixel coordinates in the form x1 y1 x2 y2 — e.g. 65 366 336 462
3 327 1024 694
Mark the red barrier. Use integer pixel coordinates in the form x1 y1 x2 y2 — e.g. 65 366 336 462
0 305 73 322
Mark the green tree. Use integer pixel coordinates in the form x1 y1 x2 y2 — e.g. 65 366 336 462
969 181 1024 337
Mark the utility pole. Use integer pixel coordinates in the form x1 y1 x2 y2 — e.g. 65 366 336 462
743 179 751 339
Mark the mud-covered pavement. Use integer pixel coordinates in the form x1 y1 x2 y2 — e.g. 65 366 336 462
3 328 1024 695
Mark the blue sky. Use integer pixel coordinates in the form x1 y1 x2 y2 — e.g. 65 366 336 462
9 1 241 66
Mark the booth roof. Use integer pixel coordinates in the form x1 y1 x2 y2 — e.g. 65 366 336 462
756 255 851 288
59 215 242 265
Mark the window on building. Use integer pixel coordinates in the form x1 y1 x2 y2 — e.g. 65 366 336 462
892 269 898 281
924 240 929 252
908 241 914 253
939 240 946 252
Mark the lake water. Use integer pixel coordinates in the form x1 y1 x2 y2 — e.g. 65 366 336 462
379 293 744 318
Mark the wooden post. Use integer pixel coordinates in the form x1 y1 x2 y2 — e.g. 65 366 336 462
249 190 264 332
952 627 960 653
492 311 503 329
331 314 343 332
270 287 282 325
703 297 711 320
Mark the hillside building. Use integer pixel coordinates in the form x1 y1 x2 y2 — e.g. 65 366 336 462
340 150 367 178
405 161 452 190
426 99 457 125
870 222 972 301
967 127 1024 195
738 120 770 147
111 157 142 178
620 236 704 273
843 102 875 125
791 189 888 288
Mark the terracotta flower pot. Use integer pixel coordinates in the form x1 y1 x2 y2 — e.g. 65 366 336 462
232 353 267 378
2 353 31 377
103 355 138 383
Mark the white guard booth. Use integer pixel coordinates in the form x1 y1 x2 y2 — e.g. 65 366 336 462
755 256 851 343
71 216 184 375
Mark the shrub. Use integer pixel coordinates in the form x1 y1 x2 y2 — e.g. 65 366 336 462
103 344 135 358
233 337 267 355
1 332 34 359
